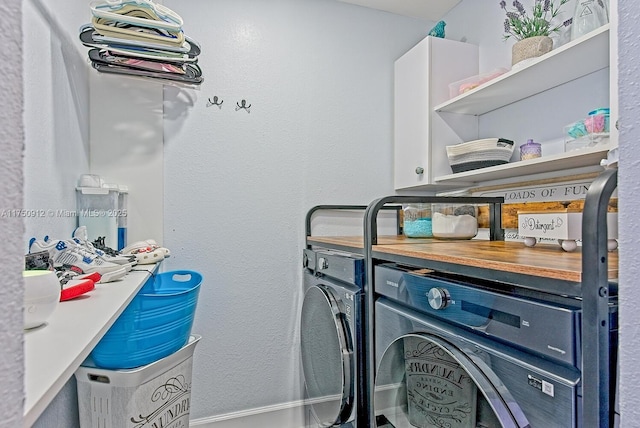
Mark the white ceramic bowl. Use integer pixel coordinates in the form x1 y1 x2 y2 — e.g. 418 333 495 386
23 270 60 330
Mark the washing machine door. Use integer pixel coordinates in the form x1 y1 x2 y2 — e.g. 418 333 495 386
301 283 354 426
374 333 530 428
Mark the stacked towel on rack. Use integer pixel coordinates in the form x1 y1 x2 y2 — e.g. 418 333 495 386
79 0 203 85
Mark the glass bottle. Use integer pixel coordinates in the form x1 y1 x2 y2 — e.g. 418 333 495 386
571 0 609 41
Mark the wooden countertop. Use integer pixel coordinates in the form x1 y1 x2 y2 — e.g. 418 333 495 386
373 240 617 283
307 235 618 284
306 235 421 250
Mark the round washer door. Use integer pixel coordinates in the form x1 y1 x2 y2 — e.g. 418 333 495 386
374 333 530 428
301 283 354 426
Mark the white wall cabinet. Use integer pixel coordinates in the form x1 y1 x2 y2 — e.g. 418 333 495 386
393 36 478 190
394 23 616 191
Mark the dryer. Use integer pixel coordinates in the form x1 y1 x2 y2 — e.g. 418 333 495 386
301 248 365 427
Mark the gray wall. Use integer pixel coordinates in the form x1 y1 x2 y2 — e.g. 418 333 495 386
617 2 640 425
161 0 431 418
22 0 90 243
21 0 94 426
0 1 25 427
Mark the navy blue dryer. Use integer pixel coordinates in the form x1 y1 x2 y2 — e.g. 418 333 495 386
301 248 365 428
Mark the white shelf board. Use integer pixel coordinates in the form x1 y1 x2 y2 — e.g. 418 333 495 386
24 264 158 427
434 24 610 115
434 145 613 184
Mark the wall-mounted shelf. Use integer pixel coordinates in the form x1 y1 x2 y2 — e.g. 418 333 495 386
434 24 610 115
434 144 612 184
24 264 158 427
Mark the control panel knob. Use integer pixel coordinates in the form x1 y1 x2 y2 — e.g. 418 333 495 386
427 287 450 310
318 257 328 270
302 253 309 268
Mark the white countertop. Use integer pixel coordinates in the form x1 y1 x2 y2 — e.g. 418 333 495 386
24 264 159 426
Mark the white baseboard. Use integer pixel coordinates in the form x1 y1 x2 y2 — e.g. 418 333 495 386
189 400 307 428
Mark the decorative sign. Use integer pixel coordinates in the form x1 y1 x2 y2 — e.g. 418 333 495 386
473 179 606 203
469 178 618 243
403 336 477 428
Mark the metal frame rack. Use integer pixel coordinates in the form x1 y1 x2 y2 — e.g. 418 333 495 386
303 169 617 427
362 195 505 428
304 204 402 427
359 169 618 428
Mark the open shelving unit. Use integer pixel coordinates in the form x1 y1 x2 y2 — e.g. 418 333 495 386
434 144 614 185
421 24 614 190
434 24 610 116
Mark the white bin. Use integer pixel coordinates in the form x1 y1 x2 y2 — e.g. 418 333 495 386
75 335 201 428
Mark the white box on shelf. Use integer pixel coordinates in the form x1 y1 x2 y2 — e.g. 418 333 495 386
518 210 617 251
75 335 200 428
447 68 508 99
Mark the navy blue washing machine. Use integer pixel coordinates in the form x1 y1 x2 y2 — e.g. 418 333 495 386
372 263 618 428
301 247 366 427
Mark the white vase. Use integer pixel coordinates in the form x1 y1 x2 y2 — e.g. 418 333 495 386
571 0 609 40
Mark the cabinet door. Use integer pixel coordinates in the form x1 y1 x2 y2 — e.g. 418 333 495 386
394 37 478 190
394 38 431 190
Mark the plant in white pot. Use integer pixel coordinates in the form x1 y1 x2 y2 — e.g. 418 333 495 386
501 0 572 66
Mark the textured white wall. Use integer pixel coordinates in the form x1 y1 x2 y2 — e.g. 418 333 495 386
22 0 91 247
161 0 431 418
22 0 92 426
0 1 24 427
617 2 640 426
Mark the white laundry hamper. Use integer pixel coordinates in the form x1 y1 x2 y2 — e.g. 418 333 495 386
75 334 200 428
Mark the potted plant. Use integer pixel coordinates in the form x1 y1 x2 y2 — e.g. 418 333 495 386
500 0 572 66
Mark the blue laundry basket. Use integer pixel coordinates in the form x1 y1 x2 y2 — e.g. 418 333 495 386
91 270 202 369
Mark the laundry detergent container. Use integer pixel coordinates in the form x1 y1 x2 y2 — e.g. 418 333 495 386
91 270 201 369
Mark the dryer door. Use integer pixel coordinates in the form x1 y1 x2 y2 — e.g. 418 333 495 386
301 283 354 426
374 333 530 428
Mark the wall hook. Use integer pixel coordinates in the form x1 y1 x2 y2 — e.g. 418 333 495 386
206 96 223 108
235 99 251 113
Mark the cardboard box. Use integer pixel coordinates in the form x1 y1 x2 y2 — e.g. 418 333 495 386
75 335 200 428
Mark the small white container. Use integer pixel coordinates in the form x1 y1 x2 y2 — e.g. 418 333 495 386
431 204 478 240
76 334 201 428
448 68 508 99
23 270 60 330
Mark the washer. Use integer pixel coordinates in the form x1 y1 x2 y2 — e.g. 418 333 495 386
372 263 617 428
301 248 365 427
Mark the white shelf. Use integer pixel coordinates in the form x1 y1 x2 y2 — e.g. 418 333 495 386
434 145 612 184
434 25 610 115
23 264 158 427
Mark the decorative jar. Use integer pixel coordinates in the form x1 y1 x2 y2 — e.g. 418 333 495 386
520 139 542 161
402 204 432 238
431 204 478 240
